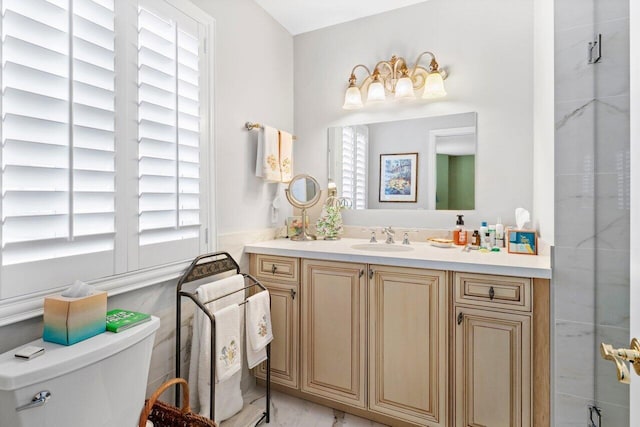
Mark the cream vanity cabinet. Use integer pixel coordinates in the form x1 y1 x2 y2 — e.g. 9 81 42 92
368 265 447 426
251 254 300 389
453 272 548 427
248 253 550 427
300 259 367 408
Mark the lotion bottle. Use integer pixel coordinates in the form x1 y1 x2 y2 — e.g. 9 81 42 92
495 218 505 248
453 214 467 245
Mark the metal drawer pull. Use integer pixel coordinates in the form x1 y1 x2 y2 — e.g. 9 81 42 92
290 289 296 300
16 391 51 412
489 286 495 300
271 264 277 274
457 312 464 325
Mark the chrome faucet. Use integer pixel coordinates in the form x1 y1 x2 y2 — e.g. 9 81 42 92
402 232 411 245
382 226 395 244
369 230 378 243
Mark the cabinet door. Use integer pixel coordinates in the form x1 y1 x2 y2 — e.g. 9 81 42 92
454 307 531 427
255 281 299 389
369 265 447 426
301 259 366 407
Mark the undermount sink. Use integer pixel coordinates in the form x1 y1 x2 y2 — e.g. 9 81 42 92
350 243 414 252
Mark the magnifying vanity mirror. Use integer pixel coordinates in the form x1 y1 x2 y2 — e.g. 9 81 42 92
285 174 322 240
328 112 477 211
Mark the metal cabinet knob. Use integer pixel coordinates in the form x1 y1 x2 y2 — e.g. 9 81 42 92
489 286 495 300
271 264 277 274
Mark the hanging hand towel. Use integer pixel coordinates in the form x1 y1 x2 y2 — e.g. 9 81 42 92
188 274 244 422
245 291 273 369
255 125 281 182
279 130 293 183
213 304 241 382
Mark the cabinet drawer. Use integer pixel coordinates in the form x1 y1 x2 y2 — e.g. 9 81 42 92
455 273 531 312
253 254 299 284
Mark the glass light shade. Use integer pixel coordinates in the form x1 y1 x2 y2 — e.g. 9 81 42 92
422 71 447 99
394 76 415 99
366 80 385 102
342 85 363 109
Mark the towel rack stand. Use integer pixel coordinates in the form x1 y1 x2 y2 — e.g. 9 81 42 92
175 251 271 425
245 121 297 140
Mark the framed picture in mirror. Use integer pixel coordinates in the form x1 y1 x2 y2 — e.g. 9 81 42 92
379 153 418 202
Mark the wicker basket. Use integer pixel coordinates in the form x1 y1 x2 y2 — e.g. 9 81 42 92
139 378 217 427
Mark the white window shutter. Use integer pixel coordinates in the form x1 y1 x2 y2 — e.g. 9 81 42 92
341 125 368 209
137 5 201 251
1 0 115 266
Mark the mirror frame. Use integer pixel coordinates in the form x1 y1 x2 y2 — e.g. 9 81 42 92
285 174 322 209
285 174 321 241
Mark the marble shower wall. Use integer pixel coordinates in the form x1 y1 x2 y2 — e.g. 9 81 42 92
554 0 630 425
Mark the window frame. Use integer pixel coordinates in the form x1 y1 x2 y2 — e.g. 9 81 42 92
0 0 216 326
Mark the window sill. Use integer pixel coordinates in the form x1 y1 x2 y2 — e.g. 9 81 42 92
0 259 191 327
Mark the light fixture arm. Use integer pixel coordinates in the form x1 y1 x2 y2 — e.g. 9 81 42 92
348 64 372 85
411 51 437 75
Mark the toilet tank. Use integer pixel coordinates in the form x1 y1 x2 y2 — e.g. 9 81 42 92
0 316 159 427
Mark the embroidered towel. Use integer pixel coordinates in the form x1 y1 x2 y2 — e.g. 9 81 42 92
279 130 293 183
188 274 244 422
255 125 281 182
213 304 241 382
245 291 273 368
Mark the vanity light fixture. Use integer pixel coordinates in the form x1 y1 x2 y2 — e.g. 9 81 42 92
342 51 447 110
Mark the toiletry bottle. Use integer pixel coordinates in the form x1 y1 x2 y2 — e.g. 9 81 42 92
453 215 467 245
495 218 505 248
471 230 480 246
488 225 496 247
479 221 488 239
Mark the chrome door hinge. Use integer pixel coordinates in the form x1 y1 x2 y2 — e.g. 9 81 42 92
588 34 602 64
588 405 602 427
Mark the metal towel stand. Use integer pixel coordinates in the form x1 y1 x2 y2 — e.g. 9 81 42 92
175 251 271 425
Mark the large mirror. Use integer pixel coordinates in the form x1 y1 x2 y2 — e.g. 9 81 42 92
328 112 477 210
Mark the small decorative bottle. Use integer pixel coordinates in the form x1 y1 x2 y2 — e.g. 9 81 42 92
453 215 467 246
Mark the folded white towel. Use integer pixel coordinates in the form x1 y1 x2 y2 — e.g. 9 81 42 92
188 274 244 422
213 304 241 382
245 291 273 369
279 130 293 183
256 125 281 182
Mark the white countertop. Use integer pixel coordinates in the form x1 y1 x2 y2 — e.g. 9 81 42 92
244 238 552 279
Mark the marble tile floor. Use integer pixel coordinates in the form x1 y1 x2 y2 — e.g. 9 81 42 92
221 387 388 427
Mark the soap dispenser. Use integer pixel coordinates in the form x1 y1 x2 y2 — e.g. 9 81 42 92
453 214 467 246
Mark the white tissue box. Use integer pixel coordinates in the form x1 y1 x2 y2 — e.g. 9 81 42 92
43 291 107 345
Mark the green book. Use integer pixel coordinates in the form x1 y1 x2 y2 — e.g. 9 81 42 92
106 309 151 333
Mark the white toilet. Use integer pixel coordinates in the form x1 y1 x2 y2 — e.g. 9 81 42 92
0 316 160 427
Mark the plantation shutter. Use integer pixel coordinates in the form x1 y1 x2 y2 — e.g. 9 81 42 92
341 125 368 209
0 0 116 298
1 0 115 266
137 2 202 266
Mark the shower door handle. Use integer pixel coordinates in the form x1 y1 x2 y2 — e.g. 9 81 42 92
600 338 640 383
16 390 51 411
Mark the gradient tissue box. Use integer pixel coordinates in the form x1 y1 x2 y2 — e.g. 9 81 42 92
43 291 107 345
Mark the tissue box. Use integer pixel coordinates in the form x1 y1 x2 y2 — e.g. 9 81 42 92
43 291 107 345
